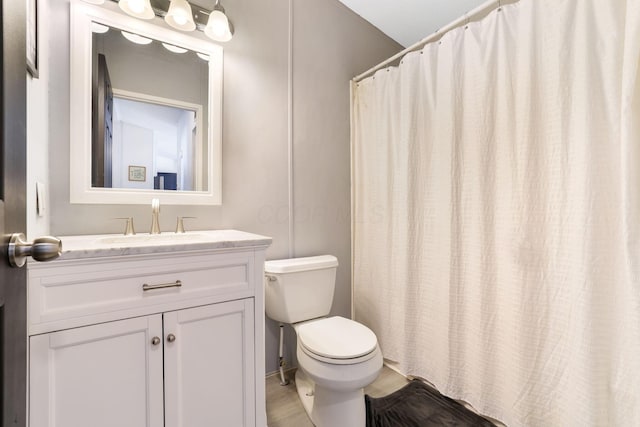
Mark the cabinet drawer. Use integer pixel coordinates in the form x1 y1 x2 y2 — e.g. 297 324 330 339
28 250 257 334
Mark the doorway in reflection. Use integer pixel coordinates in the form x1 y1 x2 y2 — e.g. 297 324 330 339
111 96 197 191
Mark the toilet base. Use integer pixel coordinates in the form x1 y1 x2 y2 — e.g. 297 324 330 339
295 369 366 427
295 369 315 420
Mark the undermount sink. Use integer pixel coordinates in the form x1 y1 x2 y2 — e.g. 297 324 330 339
98 232 207 245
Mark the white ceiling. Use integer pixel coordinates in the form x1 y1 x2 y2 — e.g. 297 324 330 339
337 0 488 47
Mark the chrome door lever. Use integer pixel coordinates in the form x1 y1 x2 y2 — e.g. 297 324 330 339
8 233 62 267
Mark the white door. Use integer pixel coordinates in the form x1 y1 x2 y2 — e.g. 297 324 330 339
29 315 164 427
163 299 255 427
1 0 28 424
113 121 154 189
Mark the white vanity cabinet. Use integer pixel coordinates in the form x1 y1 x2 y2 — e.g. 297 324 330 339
163 299 255 427
27 231 270 427
30 314 166 427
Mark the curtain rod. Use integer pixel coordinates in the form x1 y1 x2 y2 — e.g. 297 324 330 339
353 0 516 83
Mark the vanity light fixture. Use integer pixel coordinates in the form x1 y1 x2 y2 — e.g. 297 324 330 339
165 0 196 31
121 30 153 44
204 0 233 42
118 0 155 20
106 0 234 42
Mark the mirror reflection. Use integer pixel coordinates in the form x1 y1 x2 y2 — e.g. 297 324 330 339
91 23 210 191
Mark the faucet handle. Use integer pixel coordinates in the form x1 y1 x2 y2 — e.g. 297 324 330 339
114 217 136 236
150 198 161 234
175 217 196 234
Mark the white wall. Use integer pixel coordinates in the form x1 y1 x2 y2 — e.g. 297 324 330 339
38 0 401 374
115 122 153 188
26 0 51 241
337 0 488 47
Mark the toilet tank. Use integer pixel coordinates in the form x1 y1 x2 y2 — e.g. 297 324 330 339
264 255 338 324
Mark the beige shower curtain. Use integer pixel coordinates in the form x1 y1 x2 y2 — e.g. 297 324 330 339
352 0 640 425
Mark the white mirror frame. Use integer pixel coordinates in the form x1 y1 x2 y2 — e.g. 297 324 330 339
70 1 223 205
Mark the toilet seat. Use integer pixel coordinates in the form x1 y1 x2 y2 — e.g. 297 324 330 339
297 316 378 364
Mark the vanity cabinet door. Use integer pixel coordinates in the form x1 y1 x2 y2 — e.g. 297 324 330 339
29 315 164 427
163 299 256 427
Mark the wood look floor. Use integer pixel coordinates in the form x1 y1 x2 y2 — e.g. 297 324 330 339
266 365 409 427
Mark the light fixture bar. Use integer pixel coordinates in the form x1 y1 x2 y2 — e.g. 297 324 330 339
112 0 217 31
111 0 233 41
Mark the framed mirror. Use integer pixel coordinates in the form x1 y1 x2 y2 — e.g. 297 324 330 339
70 2 223 205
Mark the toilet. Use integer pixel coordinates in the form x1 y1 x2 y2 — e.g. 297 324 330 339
264 255 382 427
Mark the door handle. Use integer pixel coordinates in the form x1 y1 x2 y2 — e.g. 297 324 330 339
8 233 62 267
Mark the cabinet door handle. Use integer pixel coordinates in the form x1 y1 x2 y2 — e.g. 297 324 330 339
142 280 182 291
151 336 161 346
167 333 176 343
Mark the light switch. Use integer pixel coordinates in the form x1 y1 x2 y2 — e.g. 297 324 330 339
36 181 46 217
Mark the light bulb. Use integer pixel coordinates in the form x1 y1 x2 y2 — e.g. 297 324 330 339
208 11 228 37
165 0 196 32
128 0 145 14
173 14 188 26
204 10 233 42
119 0 154 20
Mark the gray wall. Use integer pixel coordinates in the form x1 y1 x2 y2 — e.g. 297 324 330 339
46 0 400 373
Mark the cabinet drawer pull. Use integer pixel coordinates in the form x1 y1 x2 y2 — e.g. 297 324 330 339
151 336 161 346
142 280 182 291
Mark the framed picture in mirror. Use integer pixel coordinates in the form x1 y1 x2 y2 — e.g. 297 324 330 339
128 165 146 182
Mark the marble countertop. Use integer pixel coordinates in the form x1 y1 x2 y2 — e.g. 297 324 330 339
52 229 272 261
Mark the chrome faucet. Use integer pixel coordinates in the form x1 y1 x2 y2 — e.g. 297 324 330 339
150 198 161 234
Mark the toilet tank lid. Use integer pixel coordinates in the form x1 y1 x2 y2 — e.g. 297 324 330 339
264 255 338 274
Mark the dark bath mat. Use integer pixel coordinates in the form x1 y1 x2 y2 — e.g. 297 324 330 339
365 379 495 427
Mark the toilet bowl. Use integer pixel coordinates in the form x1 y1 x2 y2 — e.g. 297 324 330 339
264 255 383 427
293 316 383 427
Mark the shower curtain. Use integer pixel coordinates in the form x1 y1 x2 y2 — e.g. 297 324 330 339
352 0 640 426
